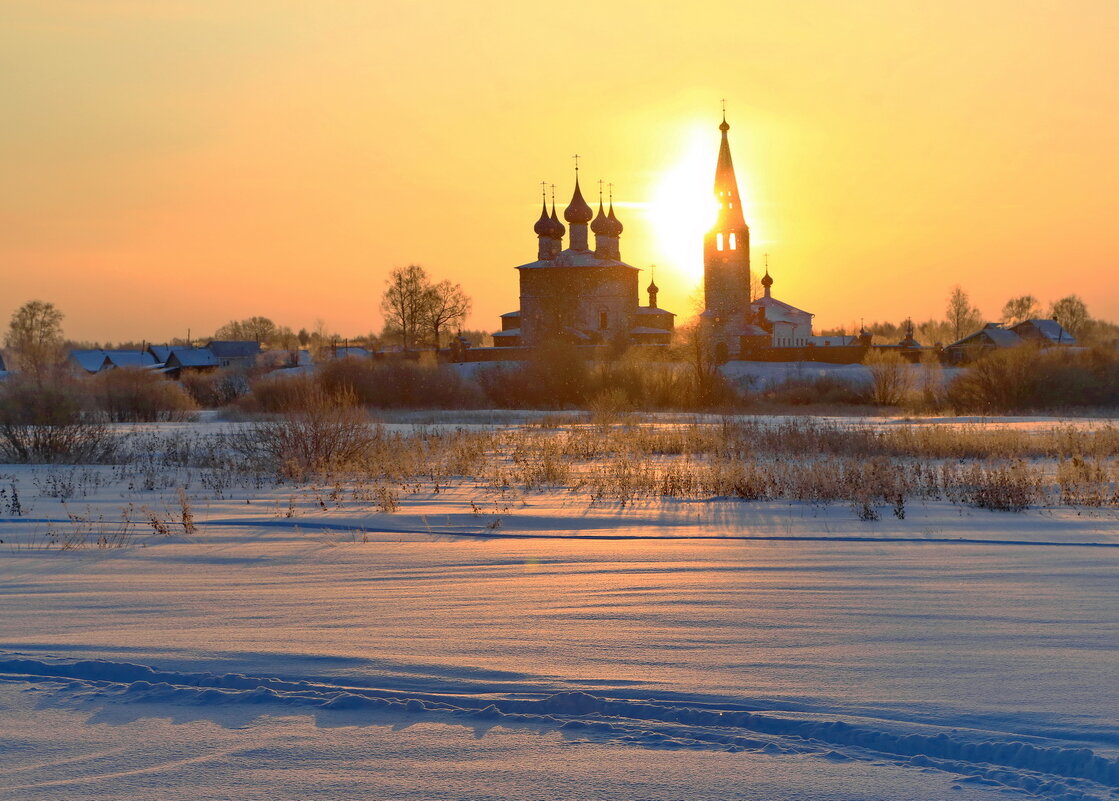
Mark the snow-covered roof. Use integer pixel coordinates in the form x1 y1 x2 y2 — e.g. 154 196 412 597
499 311 521 318
206 341 261 358
167 348 220 368
516 249 639 271
752 295 813 324
948 324 1021 349
1011 318 1076 344
69 350 111 373
148 345 174 363
492 328 520 337
635 307 675 316
629 326 673 335
104 350 159 369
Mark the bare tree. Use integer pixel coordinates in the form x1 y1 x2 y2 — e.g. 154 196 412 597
945 286 983 341
380 265 431 350
424 280 471 348
1049 295 1089 339
214 316 277 345
5 300 65 383
864 349 913 406
1000 295 1041 326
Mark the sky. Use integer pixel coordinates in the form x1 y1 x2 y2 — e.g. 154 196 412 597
2 0 1117 343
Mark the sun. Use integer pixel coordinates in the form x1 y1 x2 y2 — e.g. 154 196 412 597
647 131 720 286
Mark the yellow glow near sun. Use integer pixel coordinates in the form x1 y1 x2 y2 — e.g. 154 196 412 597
648 131 720 285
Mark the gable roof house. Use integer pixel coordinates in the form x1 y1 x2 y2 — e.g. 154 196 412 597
1010 319 1076 346
69 350 113 374
162 348 220 378
205 341 261 369
944 324 1023 364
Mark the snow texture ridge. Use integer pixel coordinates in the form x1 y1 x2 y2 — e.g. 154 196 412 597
3 655 1117 801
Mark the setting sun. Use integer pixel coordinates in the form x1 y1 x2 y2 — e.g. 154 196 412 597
647 129 721 287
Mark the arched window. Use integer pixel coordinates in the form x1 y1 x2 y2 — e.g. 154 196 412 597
716 233 724 251
729 233 737 250
599 310 608 330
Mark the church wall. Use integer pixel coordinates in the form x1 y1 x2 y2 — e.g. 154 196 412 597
519 266 639 345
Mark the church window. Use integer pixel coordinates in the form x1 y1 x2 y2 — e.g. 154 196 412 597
729 233 737 250
599 310 608 330
716 233 724 251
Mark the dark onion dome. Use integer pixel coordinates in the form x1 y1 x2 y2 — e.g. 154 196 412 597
534 202 552 237
548 205 565 239
719 112 730 132
606 202 624 237
591 201 611 235
647 277 658 294
563 178 594 224
761 269 773 288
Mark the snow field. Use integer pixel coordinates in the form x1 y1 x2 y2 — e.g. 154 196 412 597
2 415 1118 800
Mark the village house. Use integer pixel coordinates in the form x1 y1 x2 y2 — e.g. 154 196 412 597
944 319 1077 364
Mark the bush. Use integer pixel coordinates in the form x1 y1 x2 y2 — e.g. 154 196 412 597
864 349 914 406
317 357 482 408
229 384 378 477
763 374 870 406
0 375 120 463
946 346 1119 412
90 368 198 422
242 372 318 414
477 342 592 408
180 369 249 408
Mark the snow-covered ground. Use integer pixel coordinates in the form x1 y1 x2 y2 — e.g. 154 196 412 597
2 416 1117 800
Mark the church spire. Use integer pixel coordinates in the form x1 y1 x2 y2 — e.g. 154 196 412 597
713 110 746 230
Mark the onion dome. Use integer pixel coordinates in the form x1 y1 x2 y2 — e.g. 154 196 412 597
548 204 565 239
719 110 730 133
534 201 552 237
647 277 658 294
591 201 611 235
564 178 594 224
606 202 624 237
761 269 773 289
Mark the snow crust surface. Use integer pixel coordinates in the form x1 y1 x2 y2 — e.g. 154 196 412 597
1 416 1117 800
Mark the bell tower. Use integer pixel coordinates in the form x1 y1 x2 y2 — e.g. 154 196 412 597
703 111 751 321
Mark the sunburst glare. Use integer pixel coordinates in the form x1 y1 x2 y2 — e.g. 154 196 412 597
647 130 721 286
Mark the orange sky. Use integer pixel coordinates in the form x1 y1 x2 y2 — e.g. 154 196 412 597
3 1 1117 343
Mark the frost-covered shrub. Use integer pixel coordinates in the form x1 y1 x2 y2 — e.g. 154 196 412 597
317 357 482 409
0 375 120 463
762 375 870 406
947 346 1119 412
863 349 914 406
229 384 378 478
90 368 198 422
180 369 250 408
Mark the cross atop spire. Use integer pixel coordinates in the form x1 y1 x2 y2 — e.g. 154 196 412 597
573 153 580 173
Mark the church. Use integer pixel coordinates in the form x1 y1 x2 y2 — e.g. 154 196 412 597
699 113 822 361
492 171 674 349
490 112 825 359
